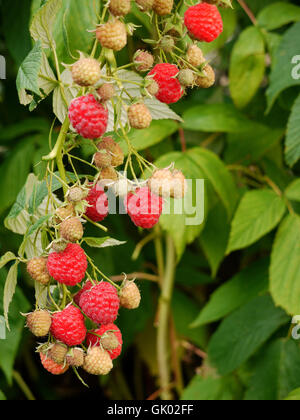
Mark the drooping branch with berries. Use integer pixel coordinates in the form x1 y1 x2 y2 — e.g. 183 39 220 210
3 0 231 398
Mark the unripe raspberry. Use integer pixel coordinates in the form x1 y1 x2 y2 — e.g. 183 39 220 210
97 137 124 167
134 50 154 72
111 178 133 197
26 310 52 337
146 80 159 96
136 0 154 12
66 348 85 367
96 20 127 51
86 323 123 360
100 332 120 351
97 83 115 102
83 347 113 375
27 257 50 285
148 169 174 198
128 103 152 129
109 0 131 16
71 58 101 87
67 186 88 203
178 69 195 87
120 281 141 309
153 0 173 15
171 170 188 199
195 64 215 88
40 353 69 375
55 204 75 224
187 45 205 67
100 167 119 183
59 217 84 243
48 343 68 364
159 36 175 53
94 150 112 169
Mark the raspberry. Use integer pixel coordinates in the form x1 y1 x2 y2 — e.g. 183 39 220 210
178 69 195 87
171 170 188 199
97 137 124 167
111 179 132 197
83 347 113 375
85 184 109 222
148 168 187 199
109 0 131 16
27 257 50 285
74 280 94 306
66 348 84 367
125 187 163 229
67 186 88 203
184 3 223 43
186 45 205 67
128 103 152 129
146 80 159 96
51 305 87 347
195 64 215 88
59 217 84 243
119 281 141 309
153 0 173 16
97 83 115 102
48 343 68 364
136 0 154 12
68 94 108 139
134 50 154 72
96 20 127 51
55 204 75 224
40 353 69 375
71 58 101 87
148 63 183 104
86 323 123 360
47 243 87 286
26 310 52 337
79 282 120 325
159 36 175 53
94 150 112 169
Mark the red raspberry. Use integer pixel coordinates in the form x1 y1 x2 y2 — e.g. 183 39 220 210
40 353 69 375
51 305 87 346
79 282 120 325
184 3 223 43
124 187 163 229
86 323 123 360
73 280 93 306
68 94 108 139
85 184 109 222
148 63 183 104
47 243 87 286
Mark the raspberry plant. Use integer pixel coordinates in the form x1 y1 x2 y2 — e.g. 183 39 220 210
1 0 300 402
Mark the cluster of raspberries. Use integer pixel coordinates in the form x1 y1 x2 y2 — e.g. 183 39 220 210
68 1 226 140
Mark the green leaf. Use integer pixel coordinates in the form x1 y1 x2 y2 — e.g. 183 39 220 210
245 339 300 400
181 375 237 401
227 190 286 253
229 26 265 109
267 22 300 112
270 214 300 315
30 0 62 48
191 258 269 328
258 2 300 31
83 237 126 248
285 388 300 401
26 214 52 237
3 262 19 330
52 69 79 123
0 390 6 401
16 41 42 105
286 93 300 167
285 179 300 202
0 118 49 143
0 269 30 384
0 252 17 270
199 203 230 277
182 103 252 133
208 295 289 375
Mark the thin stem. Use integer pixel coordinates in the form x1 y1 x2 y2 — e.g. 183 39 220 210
132 232 157 261
110 272 159 282
154 225 164 285
12 371 36 401
237 0 257 25
157 235 176 400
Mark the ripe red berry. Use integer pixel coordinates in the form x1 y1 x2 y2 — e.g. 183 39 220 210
68 94 108 139
40 353 69 375
79 282 120 325
148 63 183 104
85 184 109 222
73 280 93 306
124 187 163 229
51 305 87 347
86 323 123 360
47 243 87 286
184 3 223 43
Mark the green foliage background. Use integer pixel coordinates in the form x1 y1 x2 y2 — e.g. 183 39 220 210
0 0 300 400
